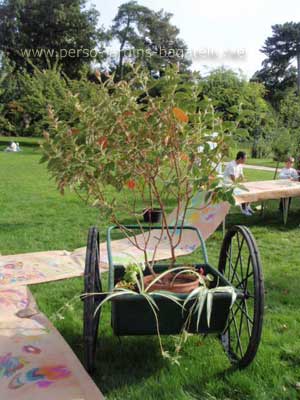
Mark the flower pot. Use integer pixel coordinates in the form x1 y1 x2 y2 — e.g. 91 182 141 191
143 208 162 223
143 272 199 294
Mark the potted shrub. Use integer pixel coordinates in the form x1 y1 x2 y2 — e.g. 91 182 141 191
42 66 234 273
41 66 238 358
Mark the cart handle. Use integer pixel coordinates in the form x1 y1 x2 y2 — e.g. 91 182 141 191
106 225 209 290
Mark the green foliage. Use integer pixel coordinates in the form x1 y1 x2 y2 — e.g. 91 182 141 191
0 64 73 136
252 65 296 110
272 128 292 162
278 89 300 167
0 0 107 78
0 58 17 134
1 63 106 136
279 89 300 130
200 68 275 157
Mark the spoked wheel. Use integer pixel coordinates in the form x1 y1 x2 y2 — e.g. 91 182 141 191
83 227 103 374
218 225 264 368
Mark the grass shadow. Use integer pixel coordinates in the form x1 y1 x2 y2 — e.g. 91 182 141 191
60 328 166 393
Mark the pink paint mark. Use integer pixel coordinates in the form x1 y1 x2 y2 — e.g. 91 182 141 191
22 345 41 354
36 380 53 388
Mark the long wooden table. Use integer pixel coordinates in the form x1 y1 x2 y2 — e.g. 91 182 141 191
234 180 300 224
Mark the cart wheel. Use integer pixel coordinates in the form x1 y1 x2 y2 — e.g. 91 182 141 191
218 225 264 368
83 227 102 373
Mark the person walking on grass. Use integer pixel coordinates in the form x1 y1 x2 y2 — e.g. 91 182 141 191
224 151 254 216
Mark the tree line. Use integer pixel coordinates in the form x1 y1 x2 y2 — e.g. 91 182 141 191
0 0 300 161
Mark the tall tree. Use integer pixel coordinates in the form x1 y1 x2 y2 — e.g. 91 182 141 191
0 0 107 77
254 22 300 105
252 63 297 109
110 1 149 80
0 58 13 134
111 1 190 80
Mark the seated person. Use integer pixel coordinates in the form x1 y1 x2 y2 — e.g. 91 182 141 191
278 156 298 180
4 141 17 152
278 156 298 212
224 151 254 216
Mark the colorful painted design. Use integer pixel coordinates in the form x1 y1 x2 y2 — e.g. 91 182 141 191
0 289 29 310
2 262 23 270
8 365 71 390
0 266 46 286
8 372 24 389
22 345 41 354
0 353 27 378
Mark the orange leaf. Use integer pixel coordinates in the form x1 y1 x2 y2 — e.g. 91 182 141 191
98 136 108 149
95 70 101 80
123 111 134 118
70 128 80 135
173 107 189 123
144 111 153 120
180 153 189 162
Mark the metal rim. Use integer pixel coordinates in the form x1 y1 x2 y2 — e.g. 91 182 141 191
83 227 102 374
218 225 264 368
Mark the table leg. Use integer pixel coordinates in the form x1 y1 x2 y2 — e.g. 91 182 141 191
260 201 265 217
282 197 289 225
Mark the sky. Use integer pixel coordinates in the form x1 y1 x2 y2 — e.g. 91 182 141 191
90 0 300 78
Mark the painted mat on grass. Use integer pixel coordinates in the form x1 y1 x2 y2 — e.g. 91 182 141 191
0 250 86 288
0 193 230 288
0 287 104 399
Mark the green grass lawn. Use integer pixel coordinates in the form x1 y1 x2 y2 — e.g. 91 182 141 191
247 157 282 170
1 141 300 400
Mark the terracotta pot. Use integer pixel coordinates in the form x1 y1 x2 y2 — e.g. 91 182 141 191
143 272 199 294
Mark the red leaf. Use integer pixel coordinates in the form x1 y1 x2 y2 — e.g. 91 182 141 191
127 180 136 190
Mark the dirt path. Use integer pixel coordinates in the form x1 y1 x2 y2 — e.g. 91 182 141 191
244 164 276 172
224 162 277 172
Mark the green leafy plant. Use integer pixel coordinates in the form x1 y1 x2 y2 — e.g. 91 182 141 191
41 66 236 274
116 262 144 289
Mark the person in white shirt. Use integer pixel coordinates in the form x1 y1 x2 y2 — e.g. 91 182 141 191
278 156 299 212
4 141 17 152
224 152 245 183
224 151 253 216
